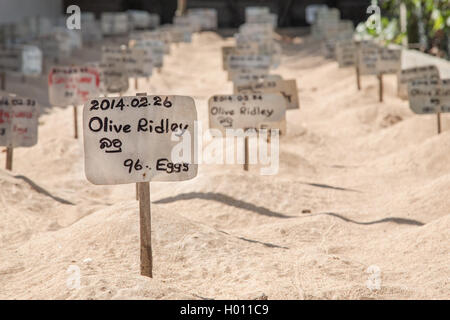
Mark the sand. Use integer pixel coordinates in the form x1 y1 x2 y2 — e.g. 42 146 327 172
0 31 448 299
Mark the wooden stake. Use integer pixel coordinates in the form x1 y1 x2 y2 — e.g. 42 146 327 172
135 92 152 277
5 146 13 171
135 77 138 90
73 105 78 139
356 66 361 91
136 181 140 200
244 134 249 171
1 71 5 91
138 181 152 277
437 112 442 134
135 92 147 200
378 73 383 102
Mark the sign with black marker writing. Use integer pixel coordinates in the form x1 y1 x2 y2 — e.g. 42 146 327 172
232 74 282 87
408 78 450 114
0 46 42 76
441 79 450 112
357 41 378 75
83 95 197 185
227 55 272 72
398 65 440 99
336 40 356 67
132 39 164 68
222 44 259 71
233 78 299 110
99 62 129 94
376 47 401 74
208 93 286 133
102 46 152 78
0 95 38 147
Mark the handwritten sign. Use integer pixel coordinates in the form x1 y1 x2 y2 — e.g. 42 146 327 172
160 25 191 44
101 13 129 35
227 55 272 80
0 46 42 75
376 47 401 74
239 23 273 37
441 79 450 112
357 41 378 75
187 8 218 30
234 78 299 110
408 78 450 114
83 95 197 185
0 95 38 147
102 46 152 77
99 62 129 94
208 93 286 133
222 44 259 70
336 40 356 67
398 65 440 99
132 39 164 68
245 7 277 27
48 66 101 106
232 74 282 86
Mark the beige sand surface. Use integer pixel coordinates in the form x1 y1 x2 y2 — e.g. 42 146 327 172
0 32 448 299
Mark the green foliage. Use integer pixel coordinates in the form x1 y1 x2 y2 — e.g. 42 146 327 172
376 0 449 58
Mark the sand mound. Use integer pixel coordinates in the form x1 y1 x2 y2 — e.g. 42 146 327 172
0 31 448 300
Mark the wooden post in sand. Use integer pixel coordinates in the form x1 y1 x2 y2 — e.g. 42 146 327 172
83 93 197 278
138 180 152 277
135 92 152 277
5 146 13 170
135 78 139 90
437 112 442 134
378 74 383 102
356 66 361 91
244 136 249 171
73 105 78 139
244 128 250 171
1 71 5 90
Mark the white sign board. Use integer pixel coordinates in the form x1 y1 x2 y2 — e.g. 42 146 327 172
227 55 272 75
187 8 218 30
101 13 129 35
208 93 286 133
306 5 329 24
336 40 356 67
222 45 259 70
83 95 198 185
0 46 42 75
48 66 101 106
357 41 378 75
408 78 450 114
102 46 153 77
132 39 164 68
376 47 401 74
398 65 440 99
234 78 299 110
441 79 450 112
99 62 129 94
232 74 282 86
0 95 38 147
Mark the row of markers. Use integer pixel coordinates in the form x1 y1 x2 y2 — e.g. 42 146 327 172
0 8 218 279
0 9 218 171
216 7 300 142
82 6 292 277
312 6 450 134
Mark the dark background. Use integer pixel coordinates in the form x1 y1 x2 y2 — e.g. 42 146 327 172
62 0 371 27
